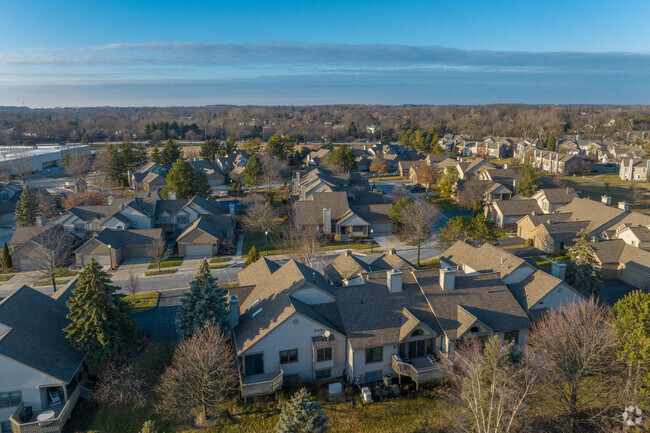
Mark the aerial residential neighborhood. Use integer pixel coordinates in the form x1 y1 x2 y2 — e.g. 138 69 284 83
1 2 650 433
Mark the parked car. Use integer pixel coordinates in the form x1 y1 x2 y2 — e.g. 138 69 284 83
409 185 426 193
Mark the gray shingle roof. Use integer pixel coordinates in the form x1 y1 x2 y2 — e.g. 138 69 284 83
440 241 529 279
323 251 371 284
555 197 627 234
237 257 281 287
492 199 542 216
506 270 565 311
294 191 350 226
0 286 85 383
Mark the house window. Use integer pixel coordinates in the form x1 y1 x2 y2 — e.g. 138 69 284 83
365 346 383 364
504 330 520 345
364 370 382 383
279 349 298 364
316 347 332 362
90 223 100 231
315 369 331 380
0 391 21 408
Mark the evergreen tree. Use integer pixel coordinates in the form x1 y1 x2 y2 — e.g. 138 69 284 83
120 138 137 172
200 138 221 160
165 160 197 199
223 137 237 155
435 216 469 249
472 200 482 219
469 214 497 245
436 167 458 199
176 259 229 338
133 141 149 167
150 148 162 164
15 185 38 227
324 144 356 172
2 241 12 270
389 196 413 225
139 420 158 433
105 143 125 185
276 388 329 433
547 134 557 151
515 162 541 197
566 230 602 296
243 154 263 187
194 170 212 198
158 139 184 164
65 258 136 367
243 245 260 268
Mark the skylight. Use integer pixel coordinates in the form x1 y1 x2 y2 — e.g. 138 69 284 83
252 308 263 318
250 298 260 308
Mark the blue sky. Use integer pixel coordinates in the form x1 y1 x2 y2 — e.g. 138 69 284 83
1 0 649 107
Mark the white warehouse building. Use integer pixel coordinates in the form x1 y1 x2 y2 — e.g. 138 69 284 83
0 144 91 176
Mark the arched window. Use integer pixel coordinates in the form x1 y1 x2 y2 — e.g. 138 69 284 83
411 329 424 337
470 326 480 333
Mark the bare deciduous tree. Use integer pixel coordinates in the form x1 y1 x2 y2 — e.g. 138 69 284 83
63 190 107 209
33 226 78 293
155 324 238 421
370 157 389 180
146 238 170 274
455 335 537 433
94 360 148 408
66 152 91 182
414 164 438 195
260 155 288 190
126 270 140 301
525 300 627 432
283 226 322 269
456 179 487 207
400 200 439 266
241 200 282 235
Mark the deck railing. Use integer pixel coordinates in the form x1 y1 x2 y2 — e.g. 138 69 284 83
391 355 452 389
240 370 283 399
9 381 87 433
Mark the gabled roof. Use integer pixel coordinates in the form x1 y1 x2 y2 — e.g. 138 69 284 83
398 307 437 341
323 251 371 284
237 256 281 287
294 191 350 226
506 270 568 311
554 197 627 235
415 270 530 340
491 199 542 216
10 225 52 246
0 286 85 383
177 216 223 242
370 249 415 271
440 241 528 279
532 188 579 204
535 220 591 243
75 228 162 253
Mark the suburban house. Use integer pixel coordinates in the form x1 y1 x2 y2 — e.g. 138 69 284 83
128 162 169 191
619 158 650 181
454 158 495 180
188 159 226 187
527 219 590 254
0 183 21 225
0 285 90 433
176 215 234 256
9 225 81 272
519 148 583 175
484 198 542 228
323 249 414 286
530 188 579 214
553 197 628 236
56 196 155 236
302 149 331 167
215 150 249 176
153 196 235 241
475 168 520 202
591 239 650 290
293 191 393 236
229 245 582 398
293 168 351 201
610 223 650 250
609 145 646 162
73 228 163 267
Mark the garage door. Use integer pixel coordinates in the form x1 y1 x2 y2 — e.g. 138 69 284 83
124 247 148 259
82 254 111 267
370 223 393 234
18 258 38 271
619 267 650 289
183 244 212 257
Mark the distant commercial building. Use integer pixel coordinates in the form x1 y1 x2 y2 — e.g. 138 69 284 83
0 144 91 176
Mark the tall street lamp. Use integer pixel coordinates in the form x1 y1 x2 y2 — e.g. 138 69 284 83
370 229 374 253
107 244 114 270
264 230 269 256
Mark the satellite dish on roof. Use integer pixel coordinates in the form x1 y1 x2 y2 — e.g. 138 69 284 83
324 330 331 338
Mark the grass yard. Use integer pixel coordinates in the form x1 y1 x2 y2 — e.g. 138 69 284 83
144 269 177 276
210 257 232 263
40 269 76 279
124 291 160 314
543 175 650 215
500 244 526 250
375 175 404 181
418 258 441 269
321 242 376 251
533 256 552 272
147 256 184 269
218 282 239 289
426 196 468 212
241 232 292 257
0 274 14 281
33 278 70 287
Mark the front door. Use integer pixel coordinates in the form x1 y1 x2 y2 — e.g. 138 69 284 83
244 353 264 376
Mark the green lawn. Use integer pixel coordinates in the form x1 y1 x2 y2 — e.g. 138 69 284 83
241 232 291 257
147 256 184 269
40 269 76 279
124 291 160 314
426 196 468 212
320 242 376 251
0 274 14 281
533 256 552 272
375 175 404 181
33 278 70 287
210 257 232 263
144 269 177 276
418 258 441 269
500 244 526 250
218 282 239 289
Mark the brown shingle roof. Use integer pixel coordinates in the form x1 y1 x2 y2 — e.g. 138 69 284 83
323 251 371 284
294 191 350 226
555 197 627 234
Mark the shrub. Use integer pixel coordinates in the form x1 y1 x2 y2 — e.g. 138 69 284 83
525 238 534 247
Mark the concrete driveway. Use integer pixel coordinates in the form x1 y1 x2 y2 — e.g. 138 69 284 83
0 271 43 298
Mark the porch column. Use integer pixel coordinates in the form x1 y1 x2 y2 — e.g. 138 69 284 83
62 385 68 403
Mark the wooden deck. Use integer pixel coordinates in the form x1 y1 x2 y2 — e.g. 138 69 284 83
240 370 283 399
391 355 452 389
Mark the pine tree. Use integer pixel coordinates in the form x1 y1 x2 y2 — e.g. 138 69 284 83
65 258 136 367
2 241 12 270
276 388 329 433
243 246 260 268
15 185 38 226
515 162 541 197
472 200 482 219
566 230 602 296
105 143 125 185
243 154 263 187
165 160 197 199
176 259 229 338
194 170 212 198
